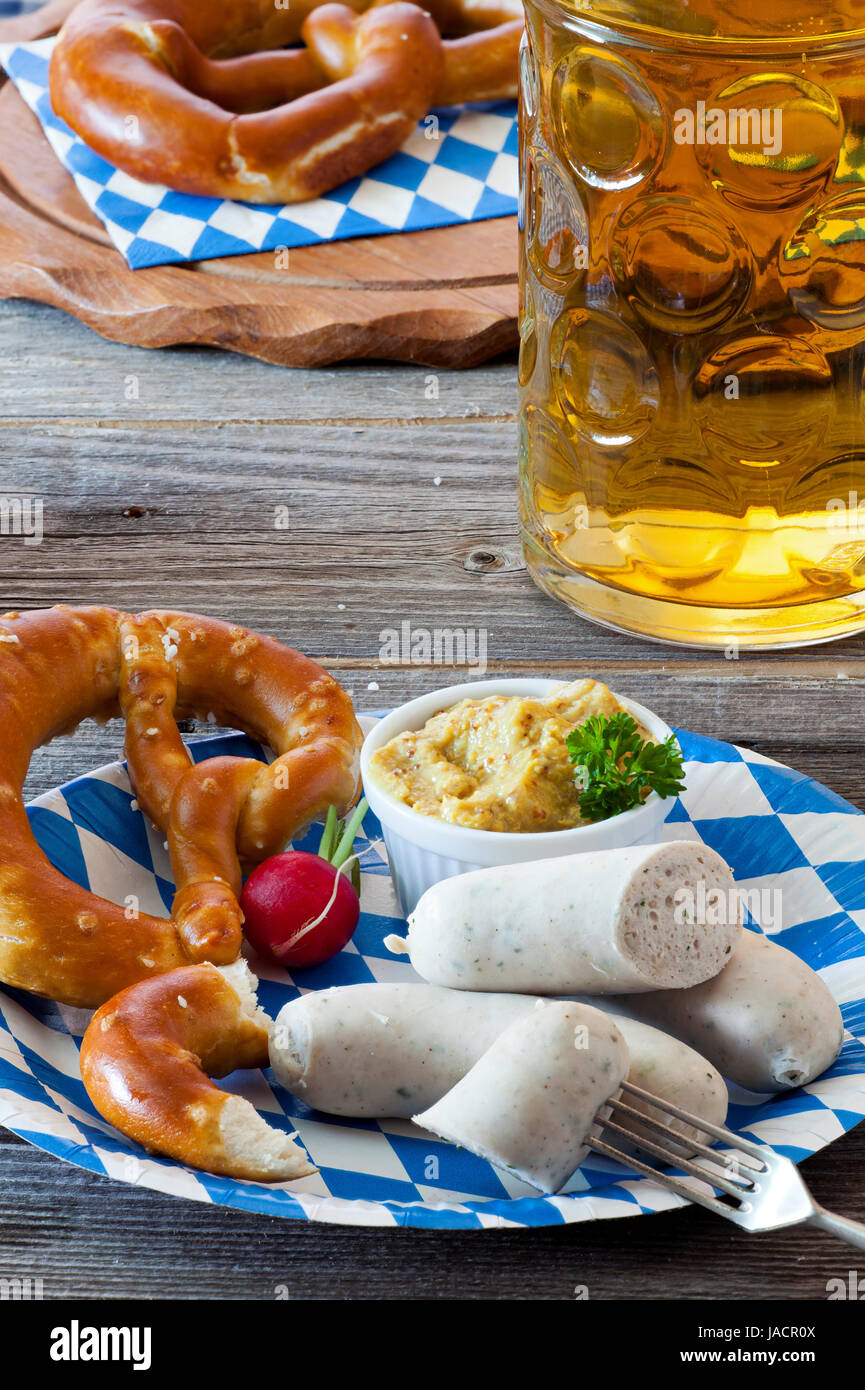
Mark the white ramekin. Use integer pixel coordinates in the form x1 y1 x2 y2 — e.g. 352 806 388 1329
360 678 679 916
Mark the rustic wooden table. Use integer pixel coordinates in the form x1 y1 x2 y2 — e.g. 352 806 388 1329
0 297 863 1301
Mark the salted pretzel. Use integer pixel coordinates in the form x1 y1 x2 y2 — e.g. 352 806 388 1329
389 0 523 104
49 0 445 203
305 1 521 106
81 961 315 1182
0 605 361 1008
48 0 522 205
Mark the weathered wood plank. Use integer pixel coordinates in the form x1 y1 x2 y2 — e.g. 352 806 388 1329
20 674 865 809
2 417 865 664
0 1124 861 1300
0 302 517 422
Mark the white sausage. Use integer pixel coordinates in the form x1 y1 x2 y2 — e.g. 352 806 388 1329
414 1002 629 1194
589 1009 728 1149
269 982 728 1141
270 983 526 1117
404 841 741 994
610 930 844 1092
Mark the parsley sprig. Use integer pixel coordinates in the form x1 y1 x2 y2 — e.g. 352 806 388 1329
566 712 686 822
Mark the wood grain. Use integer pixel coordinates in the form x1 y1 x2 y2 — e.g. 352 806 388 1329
0 301 517 422
1 1123 862 1301
0 289 863 1301
0 6 519 369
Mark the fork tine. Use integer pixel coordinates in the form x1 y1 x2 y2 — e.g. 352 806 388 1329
605 1095 756 1175
588 1135 737 1217
599 1116 750 1201
620 1080 769 1167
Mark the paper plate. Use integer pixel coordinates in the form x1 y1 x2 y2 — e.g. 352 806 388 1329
2 721 865 1230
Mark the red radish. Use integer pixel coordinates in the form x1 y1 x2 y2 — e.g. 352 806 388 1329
241 852 359 968
241 799 367 969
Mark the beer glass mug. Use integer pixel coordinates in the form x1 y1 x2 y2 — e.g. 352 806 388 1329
518 0 865 647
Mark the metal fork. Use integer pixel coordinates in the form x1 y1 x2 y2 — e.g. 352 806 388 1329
589 1080 865 1250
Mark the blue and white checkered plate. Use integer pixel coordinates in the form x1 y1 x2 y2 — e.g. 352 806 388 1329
2 717 865 1230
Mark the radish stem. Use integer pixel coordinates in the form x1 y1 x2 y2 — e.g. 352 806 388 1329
332 797 369 869
317 804 338 863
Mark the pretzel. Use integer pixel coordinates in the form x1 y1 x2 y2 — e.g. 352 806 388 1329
0 605 361 1007
416 0 524 26
399 0 523 103
81 961 316 1182
49 0 445 203
49 0 522 204
433 20 521 104
306 2 522 106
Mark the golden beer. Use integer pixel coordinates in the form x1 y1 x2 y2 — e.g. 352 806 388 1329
518 0 865 646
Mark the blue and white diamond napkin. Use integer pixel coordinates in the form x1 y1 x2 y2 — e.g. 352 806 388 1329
0 36 518 270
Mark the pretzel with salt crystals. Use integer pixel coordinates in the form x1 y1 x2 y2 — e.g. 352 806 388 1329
49 0 445 203
306 0 522 106
0 606 361 1008
395 0 523 103
81 961 316 1182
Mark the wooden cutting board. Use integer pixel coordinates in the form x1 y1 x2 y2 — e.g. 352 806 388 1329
0 0 518 368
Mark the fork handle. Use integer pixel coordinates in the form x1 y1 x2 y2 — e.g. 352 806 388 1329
809 1205 865 1252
